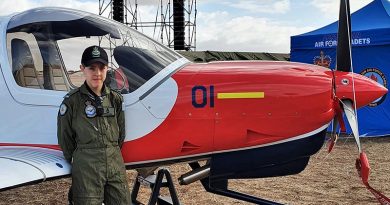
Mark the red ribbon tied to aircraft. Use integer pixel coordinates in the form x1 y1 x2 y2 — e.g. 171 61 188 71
356 153 390 205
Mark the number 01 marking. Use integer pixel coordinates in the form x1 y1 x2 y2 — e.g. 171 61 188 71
192 85 214 108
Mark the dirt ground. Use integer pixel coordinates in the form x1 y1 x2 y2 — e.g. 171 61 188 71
1 137 390 205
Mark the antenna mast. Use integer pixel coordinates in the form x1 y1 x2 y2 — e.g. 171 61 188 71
99 0 197 51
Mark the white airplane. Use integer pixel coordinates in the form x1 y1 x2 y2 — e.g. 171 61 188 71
0 3 388 204
0 7 187 190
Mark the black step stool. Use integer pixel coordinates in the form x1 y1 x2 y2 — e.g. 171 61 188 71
131 168 180 205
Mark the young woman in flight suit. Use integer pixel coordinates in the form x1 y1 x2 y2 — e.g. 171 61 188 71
57 45 131 204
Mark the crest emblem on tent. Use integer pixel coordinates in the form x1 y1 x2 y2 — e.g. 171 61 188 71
313 51 331 68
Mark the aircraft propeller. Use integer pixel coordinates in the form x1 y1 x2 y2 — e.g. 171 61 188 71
329 1 390 203
328 0 369 182
328 0 352 153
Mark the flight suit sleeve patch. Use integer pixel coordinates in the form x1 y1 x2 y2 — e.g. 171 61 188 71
59 103 68 116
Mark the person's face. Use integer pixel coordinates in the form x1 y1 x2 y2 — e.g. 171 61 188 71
80 62 108 91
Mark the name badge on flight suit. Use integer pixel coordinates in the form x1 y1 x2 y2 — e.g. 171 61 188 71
101 107 115 117
101 95 115 117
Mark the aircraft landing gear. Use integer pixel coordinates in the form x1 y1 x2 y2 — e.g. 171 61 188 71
188 162 283 205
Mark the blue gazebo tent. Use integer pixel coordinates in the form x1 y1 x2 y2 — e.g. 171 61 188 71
290 0 390 136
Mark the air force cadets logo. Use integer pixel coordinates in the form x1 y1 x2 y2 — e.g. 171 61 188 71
313 50 331 68
85 100 96 117
360 68 387 107
92 46 100 57
85 105 97 117
59 103 67 116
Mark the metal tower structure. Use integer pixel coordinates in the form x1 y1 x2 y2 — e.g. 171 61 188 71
99 0 197 51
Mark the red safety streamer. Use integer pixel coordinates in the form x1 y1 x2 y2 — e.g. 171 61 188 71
365 184 390 205
356 153 390 205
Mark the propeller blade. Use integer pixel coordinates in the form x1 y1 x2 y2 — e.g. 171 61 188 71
332 110 340 131
336 0 352 72
328 100 346 153
328 117 339 153
342 100 362 153
334 100 346 132
342 100 370 184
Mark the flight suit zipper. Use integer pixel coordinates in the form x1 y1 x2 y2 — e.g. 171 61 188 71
86 119 98 132
97 116 109 178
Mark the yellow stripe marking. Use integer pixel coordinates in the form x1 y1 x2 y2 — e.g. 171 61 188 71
217 92 265 99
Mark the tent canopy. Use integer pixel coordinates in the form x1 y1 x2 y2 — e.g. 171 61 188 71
291 0 390 50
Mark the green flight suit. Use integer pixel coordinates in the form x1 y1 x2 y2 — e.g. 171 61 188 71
57 83 130 205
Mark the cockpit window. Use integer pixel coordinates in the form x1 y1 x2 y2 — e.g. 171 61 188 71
6 8 182 93
7 31 71 91
11 38 43 89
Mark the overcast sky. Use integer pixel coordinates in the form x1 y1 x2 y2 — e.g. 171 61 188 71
0 0 373 53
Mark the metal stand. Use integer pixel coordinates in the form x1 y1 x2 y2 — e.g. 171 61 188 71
189 162 283 205
67 187 73 205
131 168 180 205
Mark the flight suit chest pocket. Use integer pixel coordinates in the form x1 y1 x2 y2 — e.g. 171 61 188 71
74 114 99 145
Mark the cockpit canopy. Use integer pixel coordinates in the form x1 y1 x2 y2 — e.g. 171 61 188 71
6 8 182 93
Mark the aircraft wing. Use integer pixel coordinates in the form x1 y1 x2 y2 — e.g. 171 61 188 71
0 146 71 190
